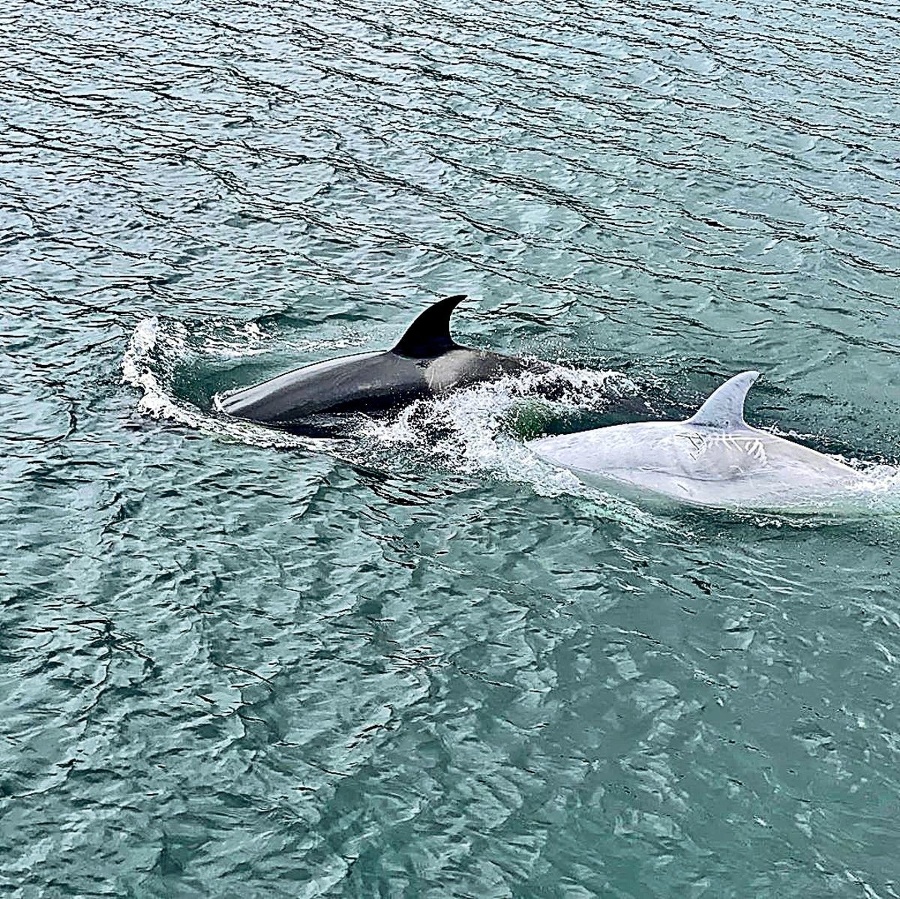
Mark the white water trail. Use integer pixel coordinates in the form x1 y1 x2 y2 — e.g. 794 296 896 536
121 317 342 452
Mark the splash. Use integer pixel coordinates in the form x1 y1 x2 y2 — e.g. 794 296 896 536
357 365 629 476
353 366 668 531
121 316 340 452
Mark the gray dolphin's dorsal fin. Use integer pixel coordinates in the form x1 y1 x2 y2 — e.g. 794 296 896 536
392 294 466 359
687 370 760 430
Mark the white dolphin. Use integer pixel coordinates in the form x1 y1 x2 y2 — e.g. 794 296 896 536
528 371 869 512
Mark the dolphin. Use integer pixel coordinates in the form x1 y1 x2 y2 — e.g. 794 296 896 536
529 370 867 512
217 295 550 436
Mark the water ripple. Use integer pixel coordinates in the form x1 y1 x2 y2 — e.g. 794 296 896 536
2 0 900 895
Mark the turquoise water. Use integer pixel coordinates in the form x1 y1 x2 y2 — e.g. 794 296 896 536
3 0 900 895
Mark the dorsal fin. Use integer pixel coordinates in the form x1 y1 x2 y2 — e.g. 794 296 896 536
392 295 466 359
687 370 760 430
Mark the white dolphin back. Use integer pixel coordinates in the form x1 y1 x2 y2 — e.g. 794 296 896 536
529 370 866 511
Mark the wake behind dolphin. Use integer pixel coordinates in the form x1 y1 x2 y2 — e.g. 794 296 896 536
529 371 889 513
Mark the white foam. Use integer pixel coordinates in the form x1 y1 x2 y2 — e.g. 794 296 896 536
121 317 337 451
353 366 668 530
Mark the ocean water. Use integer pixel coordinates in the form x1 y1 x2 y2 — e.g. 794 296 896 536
3 0 900 896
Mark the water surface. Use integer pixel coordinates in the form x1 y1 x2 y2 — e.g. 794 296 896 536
3 0 900 895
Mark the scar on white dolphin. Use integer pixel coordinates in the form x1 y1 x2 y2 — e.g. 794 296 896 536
529 370 871 512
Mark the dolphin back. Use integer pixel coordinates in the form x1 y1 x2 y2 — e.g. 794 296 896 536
529 370 867 510
219 351 430 427
218 294 550 435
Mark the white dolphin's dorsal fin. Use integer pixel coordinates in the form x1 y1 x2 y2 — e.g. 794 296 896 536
687 370 760 430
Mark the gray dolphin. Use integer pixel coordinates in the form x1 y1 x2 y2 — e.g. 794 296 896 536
529 370 867 512
217 295 549 436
